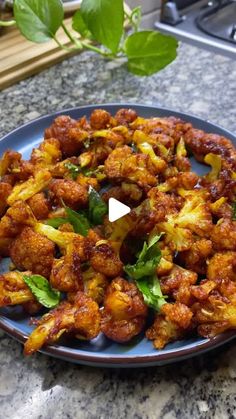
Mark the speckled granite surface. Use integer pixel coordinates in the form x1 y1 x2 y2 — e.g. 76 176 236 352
0 43 236 419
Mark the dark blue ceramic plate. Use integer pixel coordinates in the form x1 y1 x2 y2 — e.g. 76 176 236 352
0 104 235 368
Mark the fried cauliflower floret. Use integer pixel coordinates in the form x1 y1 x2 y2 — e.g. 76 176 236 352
0 200 35 239
160 265 197 305
90 243 123 277
90 109 112 130
148 189 178 223
0 270 35 307
7 170 52 206
27 192 51 220
192 279 236 338
44 115 89 157
104 146 158 188
0 150 34 182
133 131 167 173
146 302 193 349
211 220 236 251
10 227 55 278
178 239 213 275
48 179 88 210
0 182 12 216
30 138 62 169
102 183 142 207
202 164 236 202
24 292 101 355
49 232 92 293
115 108 137 125
210 199 233 220
184 128 236 165
83 267 109 304
50 254 83 293
101 277 148 342
207 252 236 282
76 174 99 191
156 192 212 251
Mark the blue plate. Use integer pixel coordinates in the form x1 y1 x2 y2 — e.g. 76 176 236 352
0 103 235 367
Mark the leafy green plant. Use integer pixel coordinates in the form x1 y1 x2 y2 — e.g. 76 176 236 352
23 274 61 308
0 0 178 76
125 234 167 311
45 186 107 234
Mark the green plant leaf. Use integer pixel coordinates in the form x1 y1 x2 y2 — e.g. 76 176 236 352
65 206 90 236
72 9 93 39
124 31 178 76
23 274 61 308
45 217 69 228
14 0 64 43
124 234 162 280
80 0 124 54
136 274 167 311
88 186 108 225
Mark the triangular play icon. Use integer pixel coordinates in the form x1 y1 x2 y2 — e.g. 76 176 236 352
108 198 131 222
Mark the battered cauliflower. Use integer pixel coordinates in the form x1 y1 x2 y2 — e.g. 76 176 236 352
101 277 148 342
24 292 101 355
10 227 55 278
48 179 88 210
44 115 89 157
211 219 236 251
104 145 158 188
90 243 123 277
146 302 193 349
156 192 212 251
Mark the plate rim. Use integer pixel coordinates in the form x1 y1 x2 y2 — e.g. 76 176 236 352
0 102 236 366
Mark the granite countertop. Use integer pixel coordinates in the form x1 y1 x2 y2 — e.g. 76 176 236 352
0 43 236 419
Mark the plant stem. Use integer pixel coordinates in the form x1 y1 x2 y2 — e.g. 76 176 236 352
0 19 16 27
80 41 113 58
61 22 82 49
53 35 78 53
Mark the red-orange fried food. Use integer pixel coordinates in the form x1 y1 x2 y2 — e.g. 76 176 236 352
90 109 112 130
27 192 51 220
211 220 236 251
10 227 55 278
49 179 88 210
101 278 148 342
104 146 158 188
0 271 36 307
24 292 101 355
44 115 89 157
90 243 123 277
207 252 236 282
146 302 193 349
0 107 235 355
184 128 236 166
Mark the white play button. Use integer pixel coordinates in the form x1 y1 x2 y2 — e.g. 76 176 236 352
108 198 131 222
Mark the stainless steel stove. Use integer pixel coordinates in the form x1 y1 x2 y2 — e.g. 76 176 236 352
155 0 236 58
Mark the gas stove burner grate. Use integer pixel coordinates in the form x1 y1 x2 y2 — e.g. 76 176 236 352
196 0 236 45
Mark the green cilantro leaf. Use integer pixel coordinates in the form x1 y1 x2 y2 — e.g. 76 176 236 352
124 234 162 280
136 274 166 311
